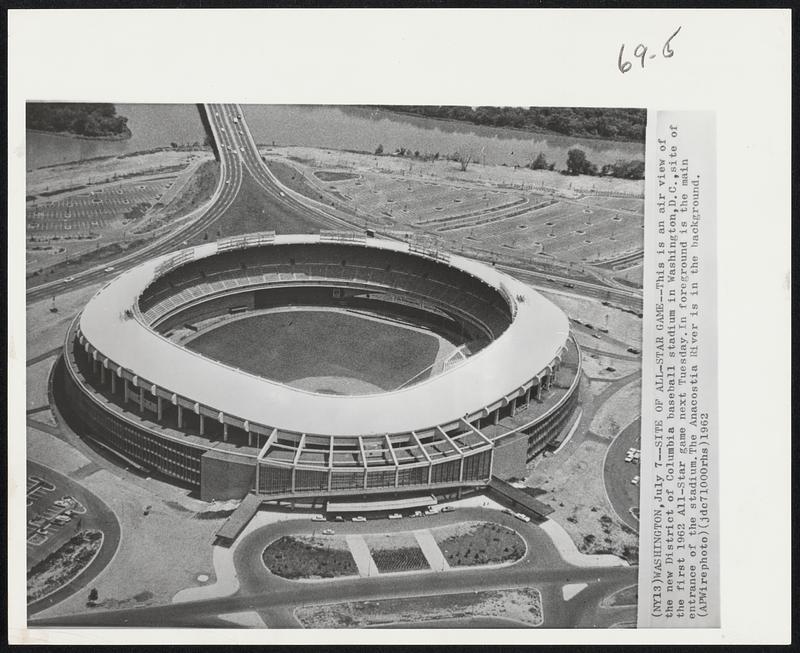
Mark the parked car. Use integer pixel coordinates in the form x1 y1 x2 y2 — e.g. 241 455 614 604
411 510 424 518
321 529 335 536
334 516 344 522
388 513 403 520
351 516 367 522
631 475 640 486
424 508 438 516
440 506 455 513
501 508 514 515
311 514 325 522
514 512 531 523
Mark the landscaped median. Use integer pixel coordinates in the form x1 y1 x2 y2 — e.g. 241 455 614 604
363 533 430 573
27 530 104 604
261 535 359 580
260 520 528 581
431 521 527 567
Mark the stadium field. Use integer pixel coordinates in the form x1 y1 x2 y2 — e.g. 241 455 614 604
184 308 453 395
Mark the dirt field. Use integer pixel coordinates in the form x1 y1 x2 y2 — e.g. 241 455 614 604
529 438 638 563
294 587 543 628
589 379 642 439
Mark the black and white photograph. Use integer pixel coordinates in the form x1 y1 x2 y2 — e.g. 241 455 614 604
8 8 790 646
24 101 646 629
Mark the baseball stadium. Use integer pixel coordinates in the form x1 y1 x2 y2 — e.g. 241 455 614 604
58 231 581 505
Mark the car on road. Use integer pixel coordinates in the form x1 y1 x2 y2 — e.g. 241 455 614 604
104 266 115 273
279 191 286 197
64 276 74 283
563 282 575 288
351 516 367 522
593 333 602 339
514 512 531 523
240 147 245 152
388 513 403 520
226 179 231 184
440 506 455 513
321 528 335 535
546 277 555 282
311 514 325 522
424 508 438 516
627 347 641 354
501 507 514 515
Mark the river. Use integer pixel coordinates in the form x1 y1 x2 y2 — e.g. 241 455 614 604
27 104 644 171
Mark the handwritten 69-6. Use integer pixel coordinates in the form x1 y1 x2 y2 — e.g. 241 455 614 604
618 27 682 74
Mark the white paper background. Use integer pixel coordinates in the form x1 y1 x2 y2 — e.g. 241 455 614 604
8 8 791 645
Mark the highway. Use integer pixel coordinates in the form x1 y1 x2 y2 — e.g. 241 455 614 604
26 104 641 311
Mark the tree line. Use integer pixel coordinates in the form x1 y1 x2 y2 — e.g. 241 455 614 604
26 102 130 138
381 106 646 143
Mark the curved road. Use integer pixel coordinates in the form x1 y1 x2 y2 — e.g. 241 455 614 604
30 509 637 628
26 104 642 313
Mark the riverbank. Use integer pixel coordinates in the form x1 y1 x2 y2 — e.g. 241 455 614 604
373 107 646 146
26 127 132 143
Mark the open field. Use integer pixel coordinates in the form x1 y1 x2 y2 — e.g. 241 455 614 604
529 436 638 563
294 587 543 628
262 535 358 580
431 521 526 567
185 309 447 394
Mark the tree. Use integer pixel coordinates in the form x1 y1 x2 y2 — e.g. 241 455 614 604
455 145 475 171
565 148 598 176
529 152 549 170
88 588 98 602
374 144 383 155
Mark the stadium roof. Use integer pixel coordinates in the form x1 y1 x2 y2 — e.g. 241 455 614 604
79 234 569 438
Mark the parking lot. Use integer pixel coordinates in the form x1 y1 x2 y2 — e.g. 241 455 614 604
26 472 88 567
26 176 178 235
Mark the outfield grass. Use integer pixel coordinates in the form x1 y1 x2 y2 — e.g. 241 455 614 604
185 309 442 394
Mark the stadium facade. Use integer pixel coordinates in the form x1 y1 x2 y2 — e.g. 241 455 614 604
61 233 581 502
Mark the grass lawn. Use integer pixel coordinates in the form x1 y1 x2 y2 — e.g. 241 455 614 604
190 172 326 244
186 309 442 393
27 530 103 603
262 535 358 580
431 521 526 567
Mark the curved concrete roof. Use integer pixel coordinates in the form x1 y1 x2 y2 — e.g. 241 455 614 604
78 235 569 437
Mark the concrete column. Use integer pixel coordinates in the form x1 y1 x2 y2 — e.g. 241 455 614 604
124 378 129 403
177 404 183 428
428 462 433 485
510 399 517 417
459 456 465 482
139 387 144 413
157 396 163 421
492 409 500 425
111 372 116 394
223 423 229 442
199 414 205 436
100 365 106 385
248 430 253 447
536 382 542 400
